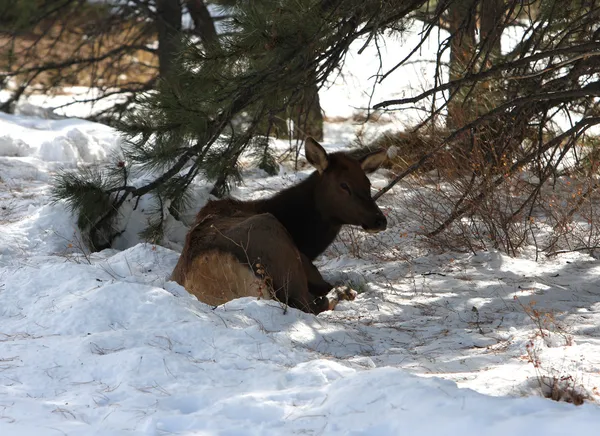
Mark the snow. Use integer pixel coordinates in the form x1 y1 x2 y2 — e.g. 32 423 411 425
1 22 600 435
0 111 119 165
2 110 600 435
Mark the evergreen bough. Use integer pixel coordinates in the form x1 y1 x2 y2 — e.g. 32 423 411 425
52 0 419 250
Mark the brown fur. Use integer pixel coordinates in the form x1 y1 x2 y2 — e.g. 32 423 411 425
171 138 388 314
181 251 270 306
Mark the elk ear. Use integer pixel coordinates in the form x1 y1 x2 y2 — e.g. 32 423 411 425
305 137 329 173
360 149 387 173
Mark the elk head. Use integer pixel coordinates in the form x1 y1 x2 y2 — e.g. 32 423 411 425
305 137 388 233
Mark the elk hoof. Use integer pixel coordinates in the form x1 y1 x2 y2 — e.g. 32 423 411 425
334 285 358 301
326 286 358 310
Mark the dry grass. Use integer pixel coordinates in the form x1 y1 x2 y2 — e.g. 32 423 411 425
354 129 454 175
1 5 157 94
513 297 592 406
363 124 600 258
540 375 590 406
524 341 591 406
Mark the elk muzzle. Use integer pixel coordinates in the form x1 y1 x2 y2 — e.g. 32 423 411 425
361 210 387 233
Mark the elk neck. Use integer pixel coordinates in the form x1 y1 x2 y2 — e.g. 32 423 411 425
251 172 341 260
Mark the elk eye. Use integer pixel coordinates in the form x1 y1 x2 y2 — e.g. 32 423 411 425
340 182 351 194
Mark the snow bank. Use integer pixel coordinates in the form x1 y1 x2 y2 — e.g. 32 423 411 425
0 201 84 262
1 243 599 435
0 112 119 164
0 112 123 256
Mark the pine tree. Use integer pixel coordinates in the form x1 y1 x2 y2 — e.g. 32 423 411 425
52 0 424 250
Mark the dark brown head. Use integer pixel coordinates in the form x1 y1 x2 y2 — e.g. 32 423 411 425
305 137 387 232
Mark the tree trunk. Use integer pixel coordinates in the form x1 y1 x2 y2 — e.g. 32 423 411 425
156 0 183 79
480 0 504 65
186 0 219 50
447 0 477 130
298 81 324 141
291 68 323 141
478 0 506 164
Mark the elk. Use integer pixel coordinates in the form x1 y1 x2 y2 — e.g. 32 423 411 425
171 137 388 314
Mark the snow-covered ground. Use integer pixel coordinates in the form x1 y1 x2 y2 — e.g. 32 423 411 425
2 22 600 436
2 109 600 435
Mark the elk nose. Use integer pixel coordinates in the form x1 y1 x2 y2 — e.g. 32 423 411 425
374 213 387 230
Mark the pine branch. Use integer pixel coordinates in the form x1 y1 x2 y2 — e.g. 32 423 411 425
54 0 429 249
373 42 600 109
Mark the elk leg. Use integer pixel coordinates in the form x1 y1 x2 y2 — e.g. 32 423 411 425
221 213 330 314
285 253 357 312
299 252 334 297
